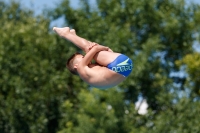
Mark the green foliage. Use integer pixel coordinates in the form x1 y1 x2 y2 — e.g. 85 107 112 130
0 1 85 133
176 53 200 96
54 0 200 132
58 88 125 133
54 0 197 109
1 0 200 133
148 98 200 133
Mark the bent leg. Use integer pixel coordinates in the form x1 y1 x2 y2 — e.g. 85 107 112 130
53 27 118 66
94 51 121 66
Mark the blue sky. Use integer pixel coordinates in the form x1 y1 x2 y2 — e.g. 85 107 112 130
4 0 97 27
4 0 200 28
5 0 96 15
7 0 200 12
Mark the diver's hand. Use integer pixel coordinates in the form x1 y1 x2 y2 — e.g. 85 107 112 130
86 42 98 53
94 44 109 52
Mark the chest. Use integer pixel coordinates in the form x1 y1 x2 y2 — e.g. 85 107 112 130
88 64 105 69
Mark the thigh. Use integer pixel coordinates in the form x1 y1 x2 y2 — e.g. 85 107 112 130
93 51 121 66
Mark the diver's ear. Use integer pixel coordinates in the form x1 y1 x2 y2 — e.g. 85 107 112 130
74 64 78 69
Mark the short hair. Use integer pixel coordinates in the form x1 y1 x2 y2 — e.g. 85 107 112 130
66 52 82 75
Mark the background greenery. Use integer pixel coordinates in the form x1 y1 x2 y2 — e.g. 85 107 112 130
0 0 200 133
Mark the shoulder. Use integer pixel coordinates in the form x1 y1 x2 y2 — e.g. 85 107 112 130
77 65 105 81
77 65 97 80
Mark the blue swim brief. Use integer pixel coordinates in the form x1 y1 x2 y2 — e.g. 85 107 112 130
107 54 133 77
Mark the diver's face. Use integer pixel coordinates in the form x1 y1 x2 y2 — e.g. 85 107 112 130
74 54 84 66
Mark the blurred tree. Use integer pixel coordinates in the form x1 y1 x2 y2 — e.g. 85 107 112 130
52 0 200 132
0 1 85 133
58 88 126 133
1 0 200 133
53 0 196 108
176 52 200 98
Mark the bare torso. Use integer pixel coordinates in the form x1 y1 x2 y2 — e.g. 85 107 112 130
79 63 126 89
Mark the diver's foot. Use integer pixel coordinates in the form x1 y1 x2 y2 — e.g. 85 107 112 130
53 27 71 38
70 29 76 35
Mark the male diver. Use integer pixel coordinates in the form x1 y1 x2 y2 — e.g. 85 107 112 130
53 27 133 89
